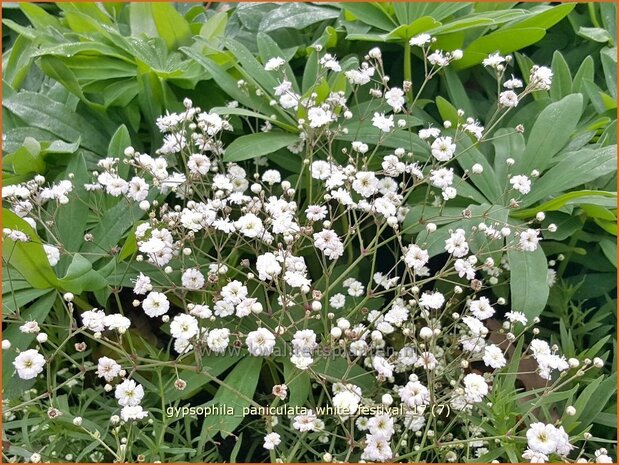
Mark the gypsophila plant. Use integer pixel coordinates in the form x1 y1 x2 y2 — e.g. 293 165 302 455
2 35 616 464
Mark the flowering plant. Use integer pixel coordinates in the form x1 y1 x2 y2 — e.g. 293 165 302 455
2 9 617 463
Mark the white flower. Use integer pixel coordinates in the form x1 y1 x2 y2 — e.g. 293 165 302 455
96 357 121 382
482 52 505 68
127 177 149 202
418 127 441 140
385 87 405 112
504 77 524 89
81 309 106 332
505 311 528 325
419 292 445 309
43 244 60 266
181 268 205 290
463 373 488 403
313 229 344 260
263 432 281 450
246 328 276 356
368 414 395 438
469 297 495 320
256 252 282 281
445 229 469 257
403 244 429 272
261 169 281 185
352 171 379 197
132 272 152 295
519 229 540 252
264 57 285 71
372 355 394 378
332 385 361 415
329 293 346 309
170 314 199 340
530 66 553 91
235 213 264 238
120 405 148 422
454 258 475 280
19 321 40 334
305 204 327 221
104 314 131 333
499 90 519 108
510 174 531 194
220 280 248 305
483 345 506 369
526 422 559 455
142 292 170 318
372 112 394 132
293 411 321 432
430 168 454 189
400 380 429 407
292 329 318 355
428 50 449 67
308 107 333 128
320 53 341 72
115 379 144 407
361 434 393 462
409 33 431 47
207 328 230 353
291 354 313 370
13 349 45 379
187 153 211 176
431 136 456 162
522 449 549 463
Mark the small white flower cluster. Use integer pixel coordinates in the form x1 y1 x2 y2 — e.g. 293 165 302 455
4 42 606 465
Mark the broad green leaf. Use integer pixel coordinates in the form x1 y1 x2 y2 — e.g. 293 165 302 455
200 11 228 41
343 3 397 31
507 247 549 321
522 145 617 207
3 92 109 154
130 3 191 50
259 3 339 32
454 27 546 69
210 106 297 133
201 356 262 438
600 47 617 99
224 132 300 162
2 209 59 289
519 94 583 175
577 27 613 43
57 253 108 294
550 51 572 101
282 358 311 407
599 238 617 268
55 154 89 256
512 190 617 218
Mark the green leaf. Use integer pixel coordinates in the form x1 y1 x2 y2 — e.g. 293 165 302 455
2 209 59 289
282 358 311 407
599 238 617 268
507 247 549 321
550 51 572 101
511 190 617 218
200 11 228 41
454 27 546 69
259 3 339 32
343 3 397 31
55 154 89 255
201 356 262 439
57 253 108 294
577 26 613 43
210 106 297 133
130 3 191 50
519 94 583 175
3 92 109 154
224 132 300 162
108 125 132 178
522 145 617 207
